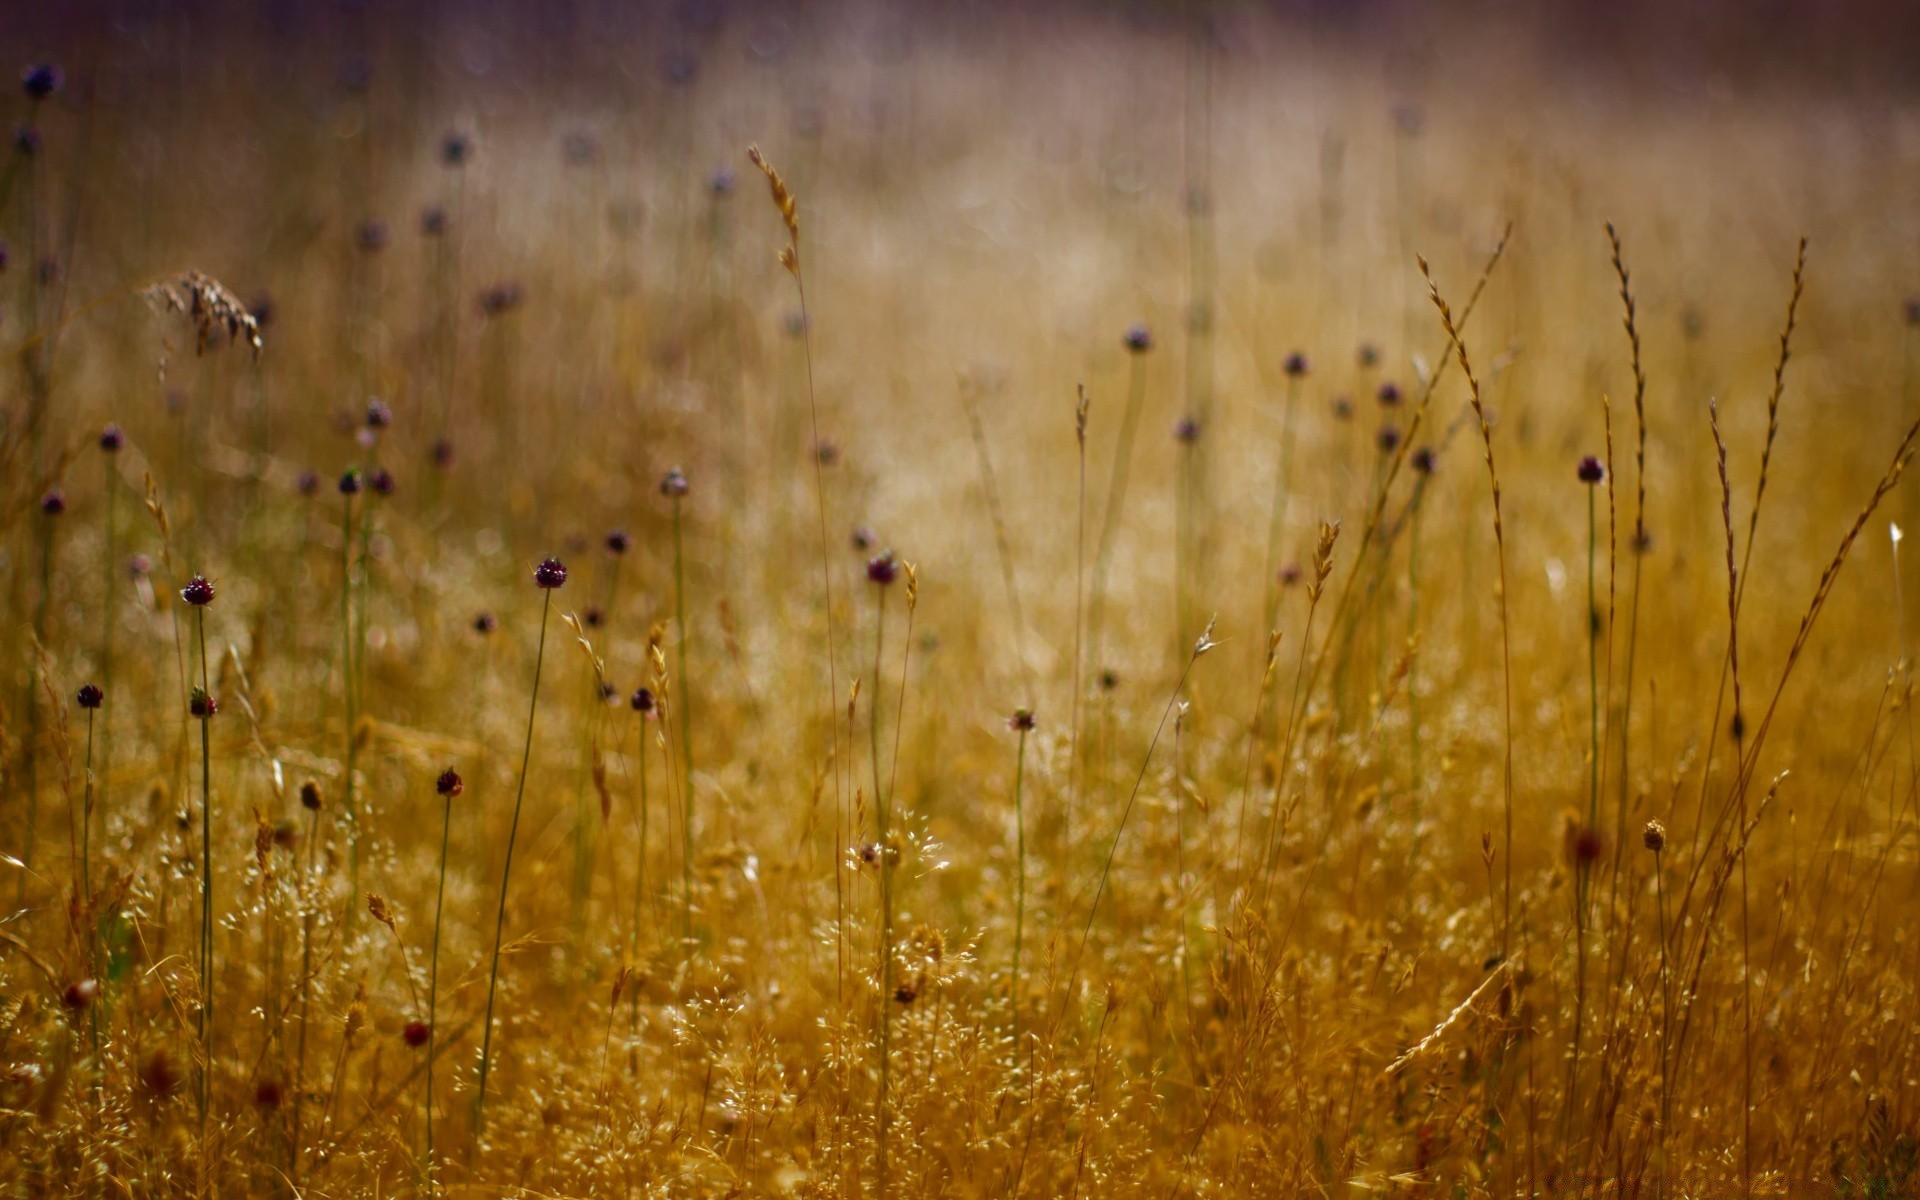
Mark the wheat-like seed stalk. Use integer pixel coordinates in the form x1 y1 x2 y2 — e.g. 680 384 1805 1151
1385 961 1511 1077
1423 256 1515 959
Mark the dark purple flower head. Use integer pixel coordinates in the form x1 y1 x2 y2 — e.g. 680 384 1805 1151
250 294 275 330
662 49 698 88
1682 307 1705 342
365 398 392 429
1008 707 1036 733
14 125 41 156
402 1020 430 1048
606 529 631 556
660 468 689 499
180 575 215 606
630 686 655 714
473 611 498 634
40 488 65 516
22 64 63 101
709 166 737 197
851 525 876 552
76 683 104 710
338 468 363 496
1122 323 1153 354
297 469 320 496
1376 425 1402 454
562 130 600 166
1357 342 1381 369
63 979 97 1011
1279 562 1303 587
1905 297 1920 328
0 240 8 271
583 606 604 629
534 557 568 589
1174 416 1201 444
301 781 323 810
478 282 524 317
816 440 840 467
356 219 389 253
128 554 152 578
1411 446 1437 475
1568 824 1604 867
436 769 464 798
1283 351 1310 378
431 438 455 470
1376 381 1402 407
866 549 899 586
189 687 218 719
368 467 395 497
338 55 374 92
420 206 448 237
100 424 125 453
440 131 471 167
1577 455 1606 485
1331 395 1353 421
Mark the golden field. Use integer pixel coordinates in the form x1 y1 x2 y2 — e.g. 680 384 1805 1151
2 3 1919 1195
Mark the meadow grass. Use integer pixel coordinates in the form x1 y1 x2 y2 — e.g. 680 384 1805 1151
3 6 1920 1197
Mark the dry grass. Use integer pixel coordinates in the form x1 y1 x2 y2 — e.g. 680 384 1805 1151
3 4 1920 1197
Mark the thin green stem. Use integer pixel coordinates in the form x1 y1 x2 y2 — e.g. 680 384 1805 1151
1087 357 1147 683
340 491 360 906
196 605 214 1140
81 708 98 1062
426 787 452 1189
100 458 118 844
1263 377 1300 637
672 497 694 955
474 588 554 1151
871 585 891 1199
1011 725 1028 1052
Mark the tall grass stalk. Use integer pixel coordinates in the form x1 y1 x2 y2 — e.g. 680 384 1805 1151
425 769 461 1188
1087 345 1150 686
1058 618 1215 1023
99 441 120 849
1423 258 1515 959
746 144 846 1008
1259 374 1305 641
1008 710 1031 1052
474 570 560 1151
1070 387 1090 847
960 380 1034 690
338 477 363 904
868 567 894 1199
192 598 215 1142
667 475 695 935
79 691 99 1060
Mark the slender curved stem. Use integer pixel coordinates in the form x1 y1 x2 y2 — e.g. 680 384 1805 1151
474 588 554 1151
